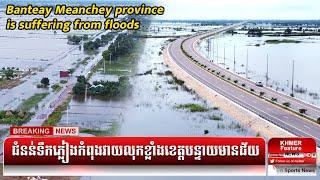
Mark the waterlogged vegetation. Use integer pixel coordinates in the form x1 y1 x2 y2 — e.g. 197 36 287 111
0 110 34 125
84 33 115 54
209 114 223 121
18 93 49 111
51 83 62 92
99 34 142 75
67 35 87 45
73 76 132 98
57 36 253 137
60 80 68 84
265 39 301 44
175 103 209 112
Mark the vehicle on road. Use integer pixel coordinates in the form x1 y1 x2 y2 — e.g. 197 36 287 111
255 81 264 87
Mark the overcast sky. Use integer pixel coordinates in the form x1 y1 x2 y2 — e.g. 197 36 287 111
158 0 320 20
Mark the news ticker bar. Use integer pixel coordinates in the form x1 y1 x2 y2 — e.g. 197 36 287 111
3 126 318 176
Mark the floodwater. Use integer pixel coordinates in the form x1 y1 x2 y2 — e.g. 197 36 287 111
59 38 255 137
199 33 320 106
0 12 103 69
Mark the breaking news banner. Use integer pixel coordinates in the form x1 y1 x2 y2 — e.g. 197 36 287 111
3 135 266 176
268 137 317 176
9 126 79 136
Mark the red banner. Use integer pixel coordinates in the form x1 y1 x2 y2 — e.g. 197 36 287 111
9 126 79 136
4 137 265 165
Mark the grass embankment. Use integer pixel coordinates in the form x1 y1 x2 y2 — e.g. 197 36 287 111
265 39 301 44
18 93 49 111
42 97 72 126
175 103 209 112
80 122 119 136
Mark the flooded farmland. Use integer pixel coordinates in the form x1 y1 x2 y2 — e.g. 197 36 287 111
199 33 320 106
59 38 255 137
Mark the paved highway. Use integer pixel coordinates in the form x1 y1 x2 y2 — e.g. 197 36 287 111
166 25 320 145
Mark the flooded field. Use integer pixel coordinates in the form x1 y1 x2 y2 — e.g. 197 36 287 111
0 11 103 69
199 33 320 106
59 38 255 137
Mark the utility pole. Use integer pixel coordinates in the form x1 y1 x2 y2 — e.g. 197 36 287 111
246 48 249 78
109 52 112 64
233 45 236 72
103 58 106 74
212 40 214 63
266 54 269 87
291 60 295 96
216 42 219 64
207 39 210 59
85 84 88 102
223 44 226 68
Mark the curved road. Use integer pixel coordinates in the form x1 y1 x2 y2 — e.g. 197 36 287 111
166 25 320 145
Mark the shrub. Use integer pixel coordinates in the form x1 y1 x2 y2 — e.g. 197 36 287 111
271 97 277 102
36 84 46 88
259 92 265 96
283 102 291 107
234 80 238 83
227 77 231 81
317 118 320 124
51 84 62 92
60 80 68 84
250 88 255 92
164 70 173 76
175 103 209 112
209 115 222 121
241 83 246 87
213 107 219 110
299 109 307 114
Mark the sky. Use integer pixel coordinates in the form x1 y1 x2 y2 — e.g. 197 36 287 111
157 0 320 20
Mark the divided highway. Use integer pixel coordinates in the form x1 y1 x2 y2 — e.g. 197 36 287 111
166 25 320 145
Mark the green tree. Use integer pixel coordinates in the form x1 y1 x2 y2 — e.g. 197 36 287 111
102 50 112 61
73 82 86 95
284 28 292 35
4 68 14 80
40 77 50 87
77 76 87 84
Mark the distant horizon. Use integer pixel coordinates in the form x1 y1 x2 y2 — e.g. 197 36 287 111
1 0 320 21
160 0 320 21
